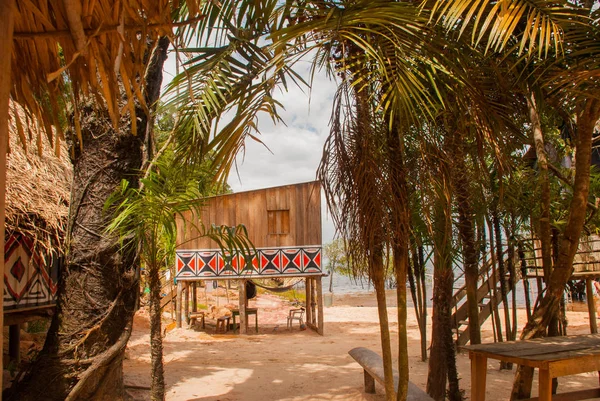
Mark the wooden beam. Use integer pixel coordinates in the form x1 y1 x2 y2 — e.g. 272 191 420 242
316 276 324 336
238 279 247 334
176 281 183 328
62 0 87 55
0 0 15 395
4 307 54 326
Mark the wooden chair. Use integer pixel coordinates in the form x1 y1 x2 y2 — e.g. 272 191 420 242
287 307 305 329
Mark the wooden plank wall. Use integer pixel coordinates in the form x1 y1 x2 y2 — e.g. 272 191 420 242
177 181 321 249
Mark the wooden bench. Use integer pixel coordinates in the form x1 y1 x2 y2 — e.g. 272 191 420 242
188 311 205 329
349 347 434 401
215 316 230 333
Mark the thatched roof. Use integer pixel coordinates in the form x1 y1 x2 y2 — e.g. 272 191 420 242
6 103 72 253
11 1 201 150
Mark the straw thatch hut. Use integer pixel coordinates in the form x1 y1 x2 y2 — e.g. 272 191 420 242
4 105 72 366
5 105 71 315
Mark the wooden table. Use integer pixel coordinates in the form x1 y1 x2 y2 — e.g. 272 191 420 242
462 334 600 401
231 307 258 333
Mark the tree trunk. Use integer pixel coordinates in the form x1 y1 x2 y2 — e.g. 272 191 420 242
9 37 169 401
409 241 428 362
427 169 462 401
493 209 512 370
8 100 143 401
486 216 504 344
507 217 518 341
527 91 553 280
148 259 166 401
511 98 600 400
408 245 426 361
145 37 170 401
328 265 334 293
386 119 410 400
449 130 481 345
418 245 428 361
372 247 397 401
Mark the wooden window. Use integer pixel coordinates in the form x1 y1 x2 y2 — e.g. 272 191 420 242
267 210 290 234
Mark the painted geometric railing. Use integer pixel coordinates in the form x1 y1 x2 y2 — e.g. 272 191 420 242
4 233 59 311
175 246 322 278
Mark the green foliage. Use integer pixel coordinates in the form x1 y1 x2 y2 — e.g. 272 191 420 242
324 238 352 277
105 159 255 277
154 108 232 197
25 319 49 334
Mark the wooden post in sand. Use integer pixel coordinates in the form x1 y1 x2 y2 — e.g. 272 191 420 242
184 281 190 326
238 279 247 334
316 276 324 335
176 281 183 328
585 278 598 334
191 282 197 314
311 277 317 327
306 277 313 327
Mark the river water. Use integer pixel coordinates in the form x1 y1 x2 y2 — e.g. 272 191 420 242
325 270 549 308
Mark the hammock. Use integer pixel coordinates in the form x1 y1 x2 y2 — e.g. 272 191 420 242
250 278 303 293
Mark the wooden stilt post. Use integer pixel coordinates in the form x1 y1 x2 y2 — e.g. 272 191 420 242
184 281 190 326
9 324 20 365
0 0 15 390
176 281 183 328
586 278 598 334
305 277 313 327
311 277 317 326
316 276 324 335
238 279 247 334
191 282 197 313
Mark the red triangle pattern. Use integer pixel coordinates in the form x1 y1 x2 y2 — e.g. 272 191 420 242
208 255 217 272
217 254 224 273
303 254 310 267
197 256 206 270
293 253 302 269
175 247 322 278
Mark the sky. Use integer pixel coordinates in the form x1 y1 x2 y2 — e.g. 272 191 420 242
162 53 338 246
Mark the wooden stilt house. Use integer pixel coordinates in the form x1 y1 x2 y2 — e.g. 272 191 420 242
175 181 325 334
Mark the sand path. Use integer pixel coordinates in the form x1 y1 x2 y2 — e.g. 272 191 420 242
124 291 600 400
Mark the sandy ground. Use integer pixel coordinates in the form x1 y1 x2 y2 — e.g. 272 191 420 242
123 291 600 401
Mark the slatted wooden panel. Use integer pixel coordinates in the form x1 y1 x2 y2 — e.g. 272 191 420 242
177 181 321 250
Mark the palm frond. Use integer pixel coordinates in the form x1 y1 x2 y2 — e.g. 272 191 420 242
427 0 588 57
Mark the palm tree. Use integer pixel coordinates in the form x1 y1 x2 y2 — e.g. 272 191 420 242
106 159 254 401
